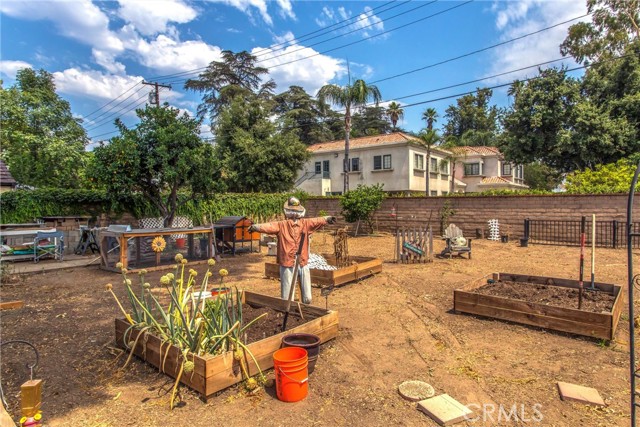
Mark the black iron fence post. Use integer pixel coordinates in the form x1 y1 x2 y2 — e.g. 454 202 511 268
612 220 618 249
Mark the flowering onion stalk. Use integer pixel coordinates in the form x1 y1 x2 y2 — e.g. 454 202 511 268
106 256 267 409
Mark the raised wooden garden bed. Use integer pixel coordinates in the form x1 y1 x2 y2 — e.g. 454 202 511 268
114 291 338 400
453 273 624 340
264 255 382 287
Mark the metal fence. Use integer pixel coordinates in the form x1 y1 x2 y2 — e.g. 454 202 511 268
524 218 640 248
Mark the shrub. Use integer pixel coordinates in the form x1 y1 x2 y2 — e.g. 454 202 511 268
340 184 385 233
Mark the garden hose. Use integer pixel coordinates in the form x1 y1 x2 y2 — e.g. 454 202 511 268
0 340 40 409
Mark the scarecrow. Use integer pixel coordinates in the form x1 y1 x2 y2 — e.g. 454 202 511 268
249 197 335 304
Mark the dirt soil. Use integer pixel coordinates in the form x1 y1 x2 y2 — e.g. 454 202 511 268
1 233 639 426
474 281 617 313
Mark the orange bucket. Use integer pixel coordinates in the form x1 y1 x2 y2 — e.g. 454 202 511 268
273 347 308 402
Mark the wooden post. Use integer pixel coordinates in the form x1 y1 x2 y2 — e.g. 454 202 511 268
492 273 500 282
21 379 42 418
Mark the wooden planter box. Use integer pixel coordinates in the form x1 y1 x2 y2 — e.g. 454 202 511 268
453 273 624 340
265 256 383 287
114 291 338 400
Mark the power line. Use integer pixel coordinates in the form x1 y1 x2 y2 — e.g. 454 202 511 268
164 0 473 86
370 13 589 85
85 85 148 125
83 80 143 119
86 90 151 132
148 0 411 82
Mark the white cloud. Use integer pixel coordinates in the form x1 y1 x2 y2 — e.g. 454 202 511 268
0 60 33 79
117 0 198 36
314 5 384 39
253 44 345 95
52 68 144 101
123 33 223 74
487 0 588 84
276 0 295 20
92 49 127 75
0 0 123 53
206 0 272 25
353 6 384 37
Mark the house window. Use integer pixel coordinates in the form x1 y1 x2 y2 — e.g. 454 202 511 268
350 158 360 172
414 154 424 170
322 160 330 178
383 154 392 169
430 157 438 172
502 163 512 176
464 163 480 176
440 160 449 175
442 191 449 195
315 162 321 175
515 165 523 179
373 155 392 170
430 190 438 196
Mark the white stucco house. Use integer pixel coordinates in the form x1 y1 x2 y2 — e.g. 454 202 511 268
295 133 527 195
452 146 528 192
296 132 452 196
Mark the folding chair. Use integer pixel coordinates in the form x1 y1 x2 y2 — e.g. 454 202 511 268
33 231 64 262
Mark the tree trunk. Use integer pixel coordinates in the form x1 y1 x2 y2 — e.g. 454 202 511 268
426 145 431 196
344 109 351 194
450 167 456 193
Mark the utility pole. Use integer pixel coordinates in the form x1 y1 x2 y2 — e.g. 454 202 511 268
142 81 171 105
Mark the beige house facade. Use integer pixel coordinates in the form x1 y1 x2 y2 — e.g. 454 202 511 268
453 146 528 193
296 133 452 196
296 133 527 195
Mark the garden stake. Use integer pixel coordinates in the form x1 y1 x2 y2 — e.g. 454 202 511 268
589 214 596 290
578 216 586 309
282 233 306 332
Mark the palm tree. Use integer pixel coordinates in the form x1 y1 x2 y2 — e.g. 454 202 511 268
385 101 404 130
441 136 467 194
417 129 441 196
318 79 382 193
422 107 438 131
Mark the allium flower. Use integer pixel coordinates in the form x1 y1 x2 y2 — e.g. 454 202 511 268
105 283 113 291
183 360 195 374
189 269 197 277
208 258 216 266
123 279 132 286
219 269 229 277
167 273 174 280
143 282 151 289
175 253 184 262
116 262 123 269
160 275 170 285
181 259 188 265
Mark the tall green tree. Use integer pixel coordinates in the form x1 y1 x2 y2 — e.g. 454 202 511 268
560 0 639 64
442 88 500 144
0 68 88 188
215 96 310 193
351 106 392 137
500 67 633 172
385 101 404 130
422 107 438 131
184 50 275 122
565 156 640 193
417 129 441 196
273 85 334 145
91 105 219 227
523 162 563 191
317 78 382 193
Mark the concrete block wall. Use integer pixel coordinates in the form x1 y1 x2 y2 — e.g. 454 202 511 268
304 194 640 239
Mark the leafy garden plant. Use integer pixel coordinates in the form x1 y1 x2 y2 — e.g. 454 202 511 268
339 183 385 233
106 255 266 408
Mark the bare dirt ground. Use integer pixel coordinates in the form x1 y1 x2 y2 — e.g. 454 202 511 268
1 233 639 426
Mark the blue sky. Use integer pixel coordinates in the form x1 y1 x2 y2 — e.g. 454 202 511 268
0 0 588 146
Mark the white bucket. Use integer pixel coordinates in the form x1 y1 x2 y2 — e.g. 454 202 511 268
267 242 277 256
192 291 212 310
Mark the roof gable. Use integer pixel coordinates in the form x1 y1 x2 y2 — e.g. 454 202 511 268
453 146 502 156
308 132 418 153
0 160 17 187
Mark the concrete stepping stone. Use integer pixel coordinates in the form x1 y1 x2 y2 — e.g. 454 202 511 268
398 380 435 402
557 381 605 406
417 393 473 426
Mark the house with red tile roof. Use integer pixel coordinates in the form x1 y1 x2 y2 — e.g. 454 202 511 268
0 160 17 193
451 146 528 192
296 132 454 195
295 133 527 195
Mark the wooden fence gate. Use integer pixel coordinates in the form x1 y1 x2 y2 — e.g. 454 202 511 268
395 226 433 263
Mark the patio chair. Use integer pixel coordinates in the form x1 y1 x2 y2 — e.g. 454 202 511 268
33 230 64 262
440 223 472 259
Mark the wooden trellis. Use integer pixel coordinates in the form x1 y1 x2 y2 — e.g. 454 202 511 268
333 227 349 268
395 226 433 263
